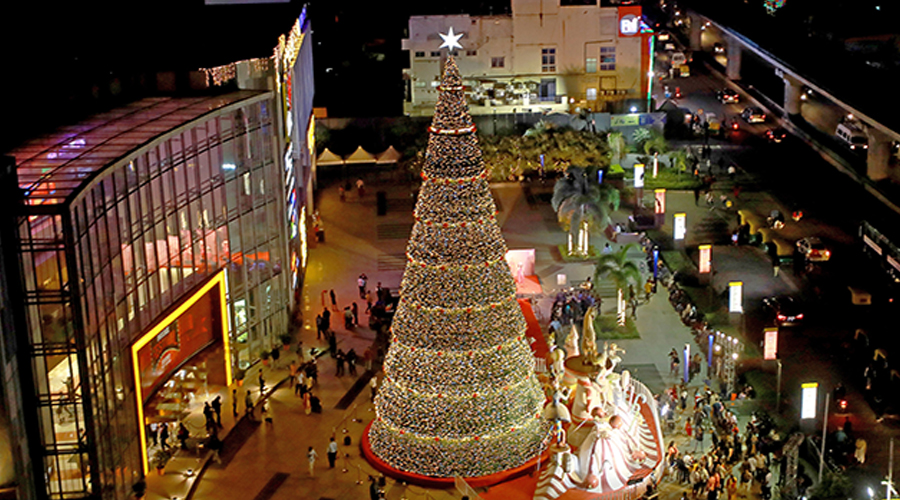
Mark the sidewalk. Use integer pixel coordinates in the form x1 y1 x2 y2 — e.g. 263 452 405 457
176 170 777 500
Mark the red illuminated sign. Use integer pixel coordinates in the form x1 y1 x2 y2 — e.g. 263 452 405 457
618 6 642 37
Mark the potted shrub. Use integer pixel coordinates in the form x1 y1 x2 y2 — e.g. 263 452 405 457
260 350 271 367
234 368 246 387
152 449 171 475
279 333 293 350
132 480 147 498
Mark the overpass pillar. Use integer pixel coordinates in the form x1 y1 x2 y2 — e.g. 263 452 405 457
866 128 893 181
726 40 742 80
783 75 803 117
689 14 702 51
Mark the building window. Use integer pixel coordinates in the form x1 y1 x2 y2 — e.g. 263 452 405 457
467 50 478 56
542 48 556 72
586 57 597 73
600 47 616 71
430 51 441 57
587 88 597 100
415 51 425 58
491 57 505 68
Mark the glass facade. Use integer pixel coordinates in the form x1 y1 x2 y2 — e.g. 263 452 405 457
13 92 290 499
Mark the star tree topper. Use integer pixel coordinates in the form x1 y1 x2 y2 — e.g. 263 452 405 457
439 27 464 51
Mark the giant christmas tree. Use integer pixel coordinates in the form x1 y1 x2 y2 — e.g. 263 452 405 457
367 55 548 478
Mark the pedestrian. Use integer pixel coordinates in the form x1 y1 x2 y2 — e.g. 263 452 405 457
351 302 359 326
364 346 374 372
343 306 353 329
347 348 358 376
356 178 365 198
705 190 714 207
327 330 337 356
295 370 306 396
232 389 239 417
338 185 345 202
148 423 158 447
315 314 324 340
308 446 318 476
203 402 216 433
211 395 222 426
694 186 701 206
602 243 612 254
303 391 312 415
159 423 170 450
322 307 331 332
178 423 190 449
327 437 339 468
329 289 337 311
365 290 373 313
358 274 368 299
245 390 254 419
258 369 265 395
335 349 346 376
208 433 223 464
644 279 653 301
370 376 378 402
727 164 736 179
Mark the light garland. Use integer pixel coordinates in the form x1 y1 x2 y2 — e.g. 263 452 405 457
368 56 548 478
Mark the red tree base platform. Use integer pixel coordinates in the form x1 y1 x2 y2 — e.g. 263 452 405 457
360 421 549 489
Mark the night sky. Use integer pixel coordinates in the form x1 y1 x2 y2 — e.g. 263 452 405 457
1 0 895 151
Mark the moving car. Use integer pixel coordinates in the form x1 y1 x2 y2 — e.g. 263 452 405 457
762 296 805 326
713 43 725 54
717 89 739 104
796 236 831 262
741 107 766 123
766 128 788 143
836 123 868 152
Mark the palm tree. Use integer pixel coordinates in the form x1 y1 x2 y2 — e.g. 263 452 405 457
593 244 641 326
552 167 620 256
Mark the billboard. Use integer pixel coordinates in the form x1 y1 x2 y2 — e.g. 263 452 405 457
618 6 642 37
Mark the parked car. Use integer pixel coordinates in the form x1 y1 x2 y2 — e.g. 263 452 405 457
766 128 788 143
717 89 739 104
762 296 805 326
796 237 831 262
713 43 725 54
741 107 766 123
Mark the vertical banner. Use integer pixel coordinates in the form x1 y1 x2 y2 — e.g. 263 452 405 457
654 189 666 214
801 383 818 419
634 164 645 188
683 343 691 384
674 213 686 240
728 281 743 313
764 328 778 360
699 245 711 274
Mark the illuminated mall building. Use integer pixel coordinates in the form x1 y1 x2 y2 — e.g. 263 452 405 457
0 10 314 500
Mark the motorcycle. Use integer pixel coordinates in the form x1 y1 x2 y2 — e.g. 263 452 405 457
834 384 849 413
766 210 785 230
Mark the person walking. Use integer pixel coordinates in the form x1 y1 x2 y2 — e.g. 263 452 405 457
295 370 306 396
358 274 368 299
303 391 312 415
245 390 254 419
329 290 337 312
693 186 701 206
370 376 378 402
159 423 170 450
147 423 158 447
258 369 266 396
351 302 359 326
327 437 339 468
347 349 358 376
232 389 239 417
365 290 373 313
315 314 324 340
208 433 223 464
307 446 318 477
335 349 346 376
321 307 331 333
356 178 365 198
203 402 216 434
211 395 222 427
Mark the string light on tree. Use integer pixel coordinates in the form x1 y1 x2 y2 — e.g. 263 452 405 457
367 54 547 478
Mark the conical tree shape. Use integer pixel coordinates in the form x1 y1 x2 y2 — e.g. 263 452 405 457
367 57 548 478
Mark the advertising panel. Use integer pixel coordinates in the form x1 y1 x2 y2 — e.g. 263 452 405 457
618 6 643 38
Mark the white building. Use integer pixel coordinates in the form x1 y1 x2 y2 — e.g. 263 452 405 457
402 0 652 116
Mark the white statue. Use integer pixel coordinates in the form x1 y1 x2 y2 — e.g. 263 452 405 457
581 306 600 365
564 323 580 358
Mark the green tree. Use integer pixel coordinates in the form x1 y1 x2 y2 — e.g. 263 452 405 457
593 244 641 326
809 471 851 500
552 167 620 256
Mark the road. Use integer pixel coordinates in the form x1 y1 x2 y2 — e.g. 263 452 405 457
654 52 900 497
